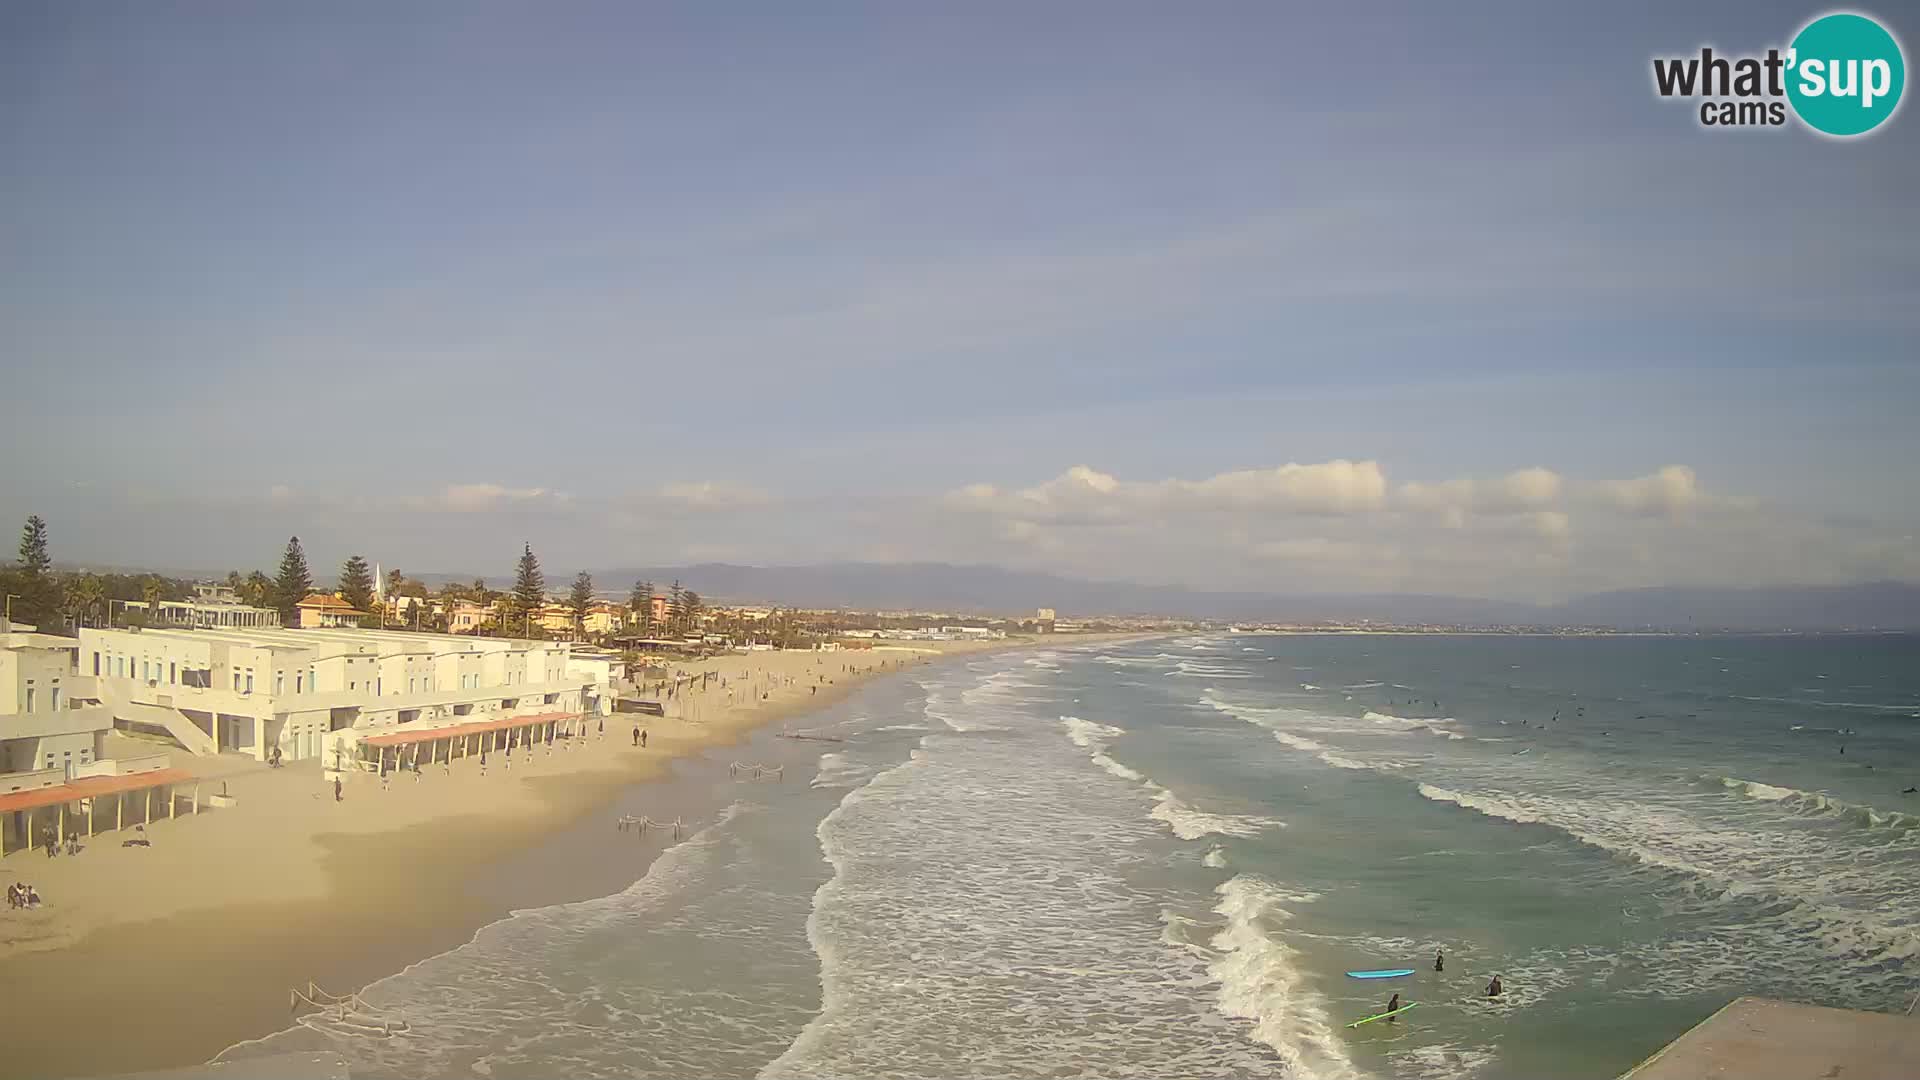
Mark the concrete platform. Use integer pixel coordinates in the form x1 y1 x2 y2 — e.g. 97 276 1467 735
1622 996 1920 1080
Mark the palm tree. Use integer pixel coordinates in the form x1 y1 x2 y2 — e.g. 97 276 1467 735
62 573 105 629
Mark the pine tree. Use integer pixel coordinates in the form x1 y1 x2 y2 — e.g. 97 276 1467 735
667 580 685 634
683 589 703 633
339 554 375 622
630 580 655 635
512 542 545 633
569 571 595 634
274 536 313 625
10 515 54 625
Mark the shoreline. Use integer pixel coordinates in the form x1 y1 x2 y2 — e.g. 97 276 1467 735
0 634 1151 1079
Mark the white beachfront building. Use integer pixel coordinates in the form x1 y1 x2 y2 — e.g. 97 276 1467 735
77 624 621 766
2 622 114 779
3 618 190 855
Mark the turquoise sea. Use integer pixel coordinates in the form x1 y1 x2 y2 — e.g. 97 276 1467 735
217 633 1920 1079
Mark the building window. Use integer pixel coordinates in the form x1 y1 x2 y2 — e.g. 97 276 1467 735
275 673 284 695
233 672 241 691
24 688 35 712
92 652 101 676
50 688 61 710
246 673 254 693
296 672 303 693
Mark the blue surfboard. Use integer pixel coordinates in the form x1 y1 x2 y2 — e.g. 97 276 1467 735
1345 968 1416 979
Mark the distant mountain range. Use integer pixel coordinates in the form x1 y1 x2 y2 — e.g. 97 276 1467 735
409 562 1920 631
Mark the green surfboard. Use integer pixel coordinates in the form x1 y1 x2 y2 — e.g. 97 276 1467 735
1347 1002 1419 1028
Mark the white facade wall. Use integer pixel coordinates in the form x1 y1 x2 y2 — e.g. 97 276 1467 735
2 634 113 778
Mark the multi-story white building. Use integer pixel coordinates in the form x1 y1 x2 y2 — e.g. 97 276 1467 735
3 619 190 855
2 623 114 779
78 624 618 765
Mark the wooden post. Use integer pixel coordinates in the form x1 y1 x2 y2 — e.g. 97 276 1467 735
170 785 177 819
59 801 66 842
117 792 124 833
193 781 201 814
146 787 153 825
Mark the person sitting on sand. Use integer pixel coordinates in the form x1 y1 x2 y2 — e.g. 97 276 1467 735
1487 975 1503 998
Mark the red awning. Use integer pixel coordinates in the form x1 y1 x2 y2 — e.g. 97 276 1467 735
361 711 580 749
0 767 194 814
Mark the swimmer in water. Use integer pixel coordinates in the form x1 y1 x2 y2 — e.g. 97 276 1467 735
1487 975 1503 998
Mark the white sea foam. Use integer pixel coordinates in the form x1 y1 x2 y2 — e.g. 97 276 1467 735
1207 876 1361 1080
1715 776 1919 830
772 681 1280 1079
1392 1044 1502 1079
1203 845 1229 869
1176 660 1257 679
1062 715 1125 749
1061 715 1276 839
812 751 871 789
1151 789 1279 840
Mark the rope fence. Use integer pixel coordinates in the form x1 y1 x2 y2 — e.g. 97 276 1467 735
617 815 686 839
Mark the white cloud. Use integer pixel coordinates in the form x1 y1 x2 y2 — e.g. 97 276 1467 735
657 482 769 509
1171 460 1388 513
434 483 553 512
1398 467 1561 515
1593 465 1754 517
947 459 1388 524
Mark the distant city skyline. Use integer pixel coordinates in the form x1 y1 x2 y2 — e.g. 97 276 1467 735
4 2 1915 601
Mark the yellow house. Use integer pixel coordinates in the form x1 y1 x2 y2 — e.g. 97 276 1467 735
584 604 625 636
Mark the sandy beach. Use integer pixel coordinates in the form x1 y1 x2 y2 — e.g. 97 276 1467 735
0 636 1142 1079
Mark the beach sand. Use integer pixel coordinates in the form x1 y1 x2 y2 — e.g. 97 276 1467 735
0 636 1139 1079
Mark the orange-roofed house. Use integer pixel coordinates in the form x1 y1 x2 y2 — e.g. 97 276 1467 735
295 593 369 629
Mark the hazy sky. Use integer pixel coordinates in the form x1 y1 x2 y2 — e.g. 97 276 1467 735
3 2 1916 600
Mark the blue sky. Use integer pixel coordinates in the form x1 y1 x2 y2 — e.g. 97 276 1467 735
3 2 1915 599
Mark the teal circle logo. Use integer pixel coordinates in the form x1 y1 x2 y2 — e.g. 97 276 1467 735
1786 12 1906 136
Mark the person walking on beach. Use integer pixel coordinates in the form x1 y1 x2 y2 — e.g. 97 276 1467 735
1486 975 1503 998
1434 949 1444 972
632 725 640 747
333 776 343 803
640 729 648 748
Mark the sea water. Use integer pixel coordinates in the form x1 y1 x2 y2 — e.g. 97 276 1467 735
217 634 1920 1079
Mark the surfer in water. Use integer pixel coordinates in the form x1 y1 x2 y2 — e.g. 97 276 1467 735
1486 975 1503 998
1434 949 1444 972
1386 993 1401 1022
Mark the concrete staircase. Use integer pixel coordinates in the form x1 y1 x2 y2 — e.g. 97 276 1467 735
96 682 218 756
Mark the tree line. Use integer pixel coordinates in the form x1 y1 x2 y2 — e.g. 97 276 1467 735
4 514 733 644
